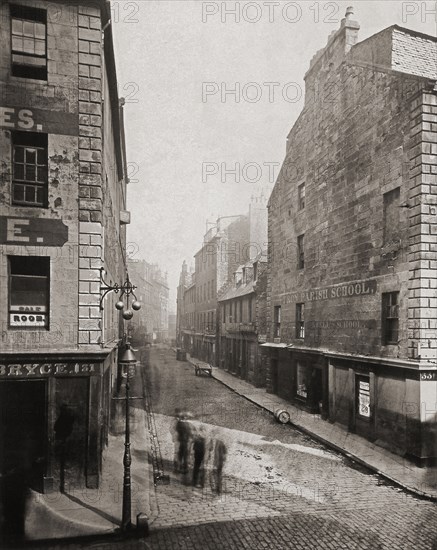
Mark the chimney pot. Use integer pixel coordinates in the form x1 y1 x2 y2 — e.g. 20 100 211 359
345 6 354 19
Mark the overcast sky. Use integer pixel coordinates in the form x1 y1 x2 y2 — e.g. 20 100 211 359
112 0 436 310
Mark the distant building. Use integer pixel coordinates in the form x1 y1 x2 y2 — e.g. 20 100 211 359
265 8 437 464
192 215 250 365
168 312 176 343
127 259 169 344
218 254 268 386
0 0 130 490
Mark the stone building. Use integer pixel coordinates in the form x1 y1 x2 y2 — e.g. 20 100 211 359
177 262 196 354
127 258 169 344
192 215 250 365
218 254 267 386
264 8 437 464
0 0 130 491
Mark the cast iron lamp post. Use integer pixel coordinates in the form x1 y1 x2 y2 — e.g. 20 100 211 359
119 342 137 532
99 267 142 532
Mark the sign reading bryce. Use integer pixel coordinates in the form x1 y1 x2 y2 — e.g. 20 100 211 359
0 363 97 377
0 217 68 246
284 279 377 304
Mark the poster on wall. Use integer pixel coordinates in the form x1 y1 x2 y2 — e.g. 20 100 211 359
358 378 371 418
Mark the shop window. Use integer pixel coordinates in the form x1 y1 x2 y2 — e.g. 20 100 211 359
298 182 305 210
11 4 47 80
297 234 304 269
383 187 400 244
296 362 309 399
12 131 48 207
382 292 399 345
296 303 305 339
9 256 50 329
356 374 371 418
274 305 281 338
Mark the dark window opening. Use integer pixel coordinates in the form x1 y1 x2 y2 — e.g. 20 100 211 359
298 182 305 210
274 305 281 338
382 292 399 345
383 187 401 245
12 131 48 207
9 256 50 329
296 303 305 339
297 234 305 269
10 4 47 80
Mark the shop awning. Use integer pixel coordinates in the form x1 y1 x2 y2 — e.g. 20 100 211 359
260 342 288 348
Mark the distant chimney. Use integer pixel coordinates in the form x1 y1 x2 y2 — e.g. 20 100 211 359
342 6 360 53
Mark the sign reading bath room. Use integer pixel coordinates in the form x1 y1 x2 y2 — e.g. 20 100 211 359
0 363 98 377
283 279 377 304
0 217 68 246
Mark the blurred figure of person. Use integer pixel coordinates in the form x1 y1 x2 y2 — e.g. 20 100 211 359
192 425 206 488
54 404 75 493
211 436 227 495
174 410 192 475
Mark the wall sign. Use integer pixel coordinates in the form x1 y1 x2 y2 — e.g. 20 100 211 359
284 279 377 305
0 217 68 246
0 363 98 378
0 106 78 136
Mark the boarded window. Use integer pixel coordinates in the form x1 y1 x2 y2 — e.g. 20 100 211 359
383 187 400 244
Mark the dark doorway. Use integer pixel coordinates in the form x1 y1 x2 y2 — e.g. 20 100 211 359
270 359 279 394
0 380 47 492
311 368 324 413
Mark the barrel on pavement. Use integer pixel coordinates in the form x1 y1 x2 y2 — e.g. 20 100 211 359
274 408 290 424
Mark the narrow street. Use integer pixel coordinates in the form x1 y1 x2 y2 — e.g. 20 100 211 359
141 346 437 550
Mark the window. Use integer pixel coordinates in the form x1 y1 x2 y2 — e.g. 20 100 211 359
239 300 243 323
356 375 371 418
253 262 258 281
9 256 50 329
382 292 399 345
274 305 281 338
296 303 305 339
296 362 309 399
12 131 48 207
383 187 400 244
298 182 305 210
297 234 304 269
11 5 47 80
248 296 253 323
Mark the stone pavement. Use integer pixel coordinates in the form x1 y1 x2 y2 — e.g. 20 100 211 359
186 358 437 501
22 389 153 541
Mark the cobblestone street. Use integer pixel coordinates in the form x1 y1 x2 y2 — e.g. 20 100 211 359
20 345 437 550
138 346 437 549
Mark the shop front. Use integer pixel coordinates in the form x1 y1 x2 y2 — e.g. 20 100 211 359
0 352 113 494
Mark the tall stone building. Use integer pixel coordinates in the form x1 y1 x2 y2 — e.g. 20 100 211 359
0 0 130 490
127 259 169 344
264 8 437 464
193 215 249 364
218 253 268 386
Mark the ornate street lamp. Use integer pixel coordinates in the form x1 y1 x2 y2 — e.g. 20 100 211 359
99 267 142 318
119 342 137 532
99 267 142 533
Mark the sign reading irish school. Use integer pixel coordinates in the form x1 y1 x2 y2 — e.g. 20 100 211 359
0 217 68 246
283 279 377 304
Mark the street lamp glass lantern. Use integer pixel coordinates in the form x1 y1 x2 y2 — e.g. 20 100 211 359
119 343 137 365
